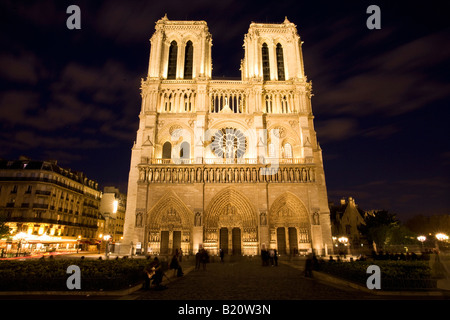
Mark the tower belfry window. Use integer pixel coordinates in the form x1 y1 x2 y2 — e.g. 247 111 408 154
261 43 270 81
184 41 193 79
167 41 178 79
276 43 285 81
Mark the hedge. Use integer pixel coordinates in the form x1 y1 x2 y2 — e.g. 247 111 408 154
0 258 150 291
314 260 437 291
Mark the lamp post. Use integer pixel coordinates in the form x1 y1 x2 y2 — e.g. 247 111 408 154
417 235 426 252
103 235 111 258
76 235 81 253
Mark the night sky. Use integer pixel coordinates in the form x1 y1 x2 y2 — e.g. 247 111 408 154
0 0 449 223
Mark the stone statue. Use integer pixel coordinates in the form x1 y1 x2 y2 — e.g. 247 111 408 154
135 212 143 227
195 212 202 226
260 212 267 225
313 211 320 225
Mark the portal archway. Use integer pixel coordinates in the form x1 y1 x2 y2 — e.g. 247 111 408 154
147 191 194 255
269 192 311 255
204 187 258 255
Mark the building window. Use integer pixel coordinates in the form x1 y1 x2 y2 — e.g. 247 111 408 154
283 143 292 158
162 141 172 159
268 143 275 157
265 95 273 113
184 41 193 79
184 93 192 112
276 43 285 81
167 41 178 80
261 43 270 81
180 141 190 160
281 95 289 113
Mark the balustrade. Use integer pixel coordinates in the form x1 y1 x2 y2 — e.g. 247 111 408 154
137 163 316 184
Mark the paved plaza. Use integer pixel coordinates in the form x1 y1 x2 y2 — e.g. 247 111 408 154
125 255 377 300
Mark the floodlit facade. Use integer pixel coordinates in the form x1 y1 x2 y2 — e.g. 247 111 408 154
121 16 333 256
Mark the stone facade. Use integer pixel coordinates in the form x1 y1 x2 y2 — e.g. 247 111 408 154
0 157 103 254
121 16 333 256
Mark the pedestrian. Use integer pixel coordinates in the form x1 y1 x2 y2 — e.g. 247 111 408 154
201 249 209 270
269 249 274 266
170 253 180 277
304 254 313 277
144 257 167 290
195 250 201 270
220 248 225 263
273 249 278 266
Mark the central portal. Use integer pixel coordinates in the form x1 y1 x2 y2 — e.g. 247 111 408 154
219 227 242 255
204 187 258 255
232 228 241 255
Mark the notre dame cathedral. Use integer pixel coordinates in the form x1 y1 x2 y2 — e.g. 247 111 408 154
120 15 334 257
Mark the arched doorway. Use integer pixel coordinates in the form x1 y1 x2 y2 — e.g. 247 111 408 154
147 191 194 255
204 187 258 255
269 192 311 255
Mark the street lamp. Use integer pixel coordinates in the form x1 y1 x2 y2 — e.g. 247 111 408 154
77 235 81 253
103 235 111 257
436 233 449 241
337 236 350 257
417 235 426 252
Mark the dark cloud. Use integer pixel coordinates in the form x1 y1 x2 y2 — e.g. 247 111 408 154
316 118 359 143
0 0 448 220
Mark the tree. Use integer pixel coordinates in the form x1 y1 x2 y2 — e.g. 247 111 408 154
0 218 11 240
358 210 399 251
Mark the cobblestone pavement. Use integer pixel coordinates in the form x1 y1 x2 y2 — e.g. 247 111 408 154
128 256 377 300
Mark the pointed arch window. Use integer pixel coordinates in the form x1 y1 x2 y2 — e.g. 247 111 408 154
184 41 193 79
276 43 285 81
261 43 270 81
167 41 178 80
162 142 172 159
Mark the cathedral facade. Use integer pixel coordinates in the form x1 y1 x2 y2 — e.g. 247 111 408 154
121 15 333 257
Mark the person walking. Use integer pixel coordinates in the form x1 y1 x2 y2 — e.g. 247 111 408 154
195 249 201 270
201 249 209 270
220 248 225 263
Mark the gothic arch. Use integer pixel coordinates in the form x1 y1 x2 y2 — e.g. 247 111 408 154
268 192 310 228
267 124 301 146
147 191 194 231
158 122 194 149
204 187 258 229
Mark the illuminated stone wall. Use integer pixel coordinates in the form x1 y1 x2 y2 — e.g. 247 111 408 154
121 16 333 256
